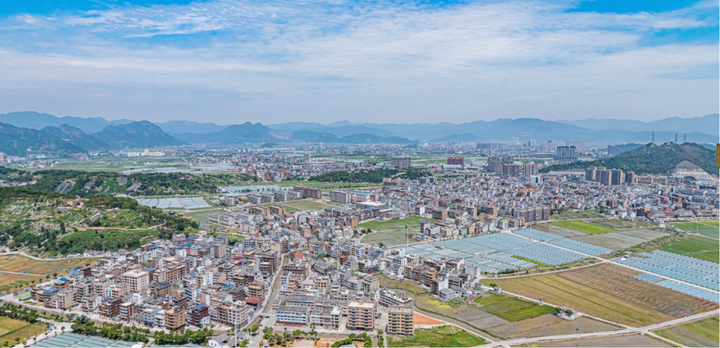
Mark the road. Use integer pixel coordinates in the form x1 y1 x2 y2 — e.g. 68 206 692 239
477 309 719 347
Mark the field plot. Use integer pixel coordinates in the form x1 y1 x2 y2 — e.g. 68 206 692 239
0 274 37 293
473 293 556 322
0 323 47 345
183 208 224 230
532 224 585 238
360 216 433 231
361 216 434 246
0 255 95 276
654 316 719 347
590 219 654 230
492 264 719 327
537 334 671 347
549 221 615 235
0 317 32 336
660 235 719 263
388 325 485 347
549 210 603 220
670 221 719 239
282 200 331 211
570 229 669 250
487 315 620 339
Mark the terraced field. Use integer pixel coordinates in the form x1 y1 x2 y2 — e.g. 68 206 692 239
492 264 719 326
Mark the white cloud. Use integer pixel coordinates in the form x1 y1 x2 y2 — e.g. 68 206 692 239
0 0 716 123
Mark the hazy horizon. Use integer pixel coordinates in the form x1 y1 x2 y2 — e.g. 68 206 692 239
0 0 717 124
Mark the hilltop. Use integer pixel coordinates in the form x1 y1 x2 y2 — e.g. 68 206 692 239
41 124 113 152
92 121 185 149
0 122 87 156
541 143 717 175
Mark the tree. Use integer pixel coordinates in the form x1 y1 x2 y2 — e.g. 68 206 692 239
377 329 383 335
251 324 259 334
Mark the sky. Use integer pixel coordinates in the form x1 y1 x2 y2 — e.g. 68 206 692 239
0 0 717 125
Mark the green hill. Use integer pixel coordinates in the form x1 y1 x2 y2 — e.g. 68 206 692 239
41 124 113 151
92 121 185 149
0 122 86 156
541 143 717 175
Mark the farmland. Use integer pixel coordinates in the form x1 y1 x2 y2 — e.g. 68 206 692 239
0 255 99 293
491 264 719 327
361 216 435 246
660 235 719 263
182 208 225 230
538 334 671 347
485 315 620 339
549 221 615 235
388 325 485 347
0 317 48 346
654 316 719 347
281 200 331 212
473 293 556 322
570 229 669 250
670 221 719 240
360 216 434 231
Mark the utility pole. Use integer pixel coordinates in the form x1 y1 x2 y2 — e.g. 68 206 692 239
652 132 655 144
405 225 408 247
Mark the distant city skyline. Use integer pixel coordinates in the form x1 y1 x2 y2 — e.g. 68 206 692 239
0 0 717 124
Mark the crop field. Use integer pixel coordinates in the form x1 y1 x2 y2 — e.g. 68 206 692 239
0 322 48 345
0 255 96 276
570 229 669 250
487 315 620 339
589 219 654 230
532 224 585 238
537 334 671 347
660 235 719 263
473 293 556 322
388 325 485 347
549 221 615 235
360 216 435 231
492 264 719 327
182 208 224 230
654 316 719 347
361 230 419 247
282 200 331 212
670 222 719 240
549 210 603 220
0 274 39 293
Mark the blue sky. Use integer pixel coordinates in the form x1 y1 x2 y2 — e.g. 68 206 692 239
0 0 717 124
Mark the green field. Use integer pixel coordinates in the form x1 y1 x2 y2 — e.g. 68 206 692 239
0 317 48 346
281 200 330 211
549 221 615 235
473 293 556 322
669 222 719 240
182 208 225 230
388 325 485 347
654 317 719 347
550 210 603 221
660 236 719 263
360 216 435 231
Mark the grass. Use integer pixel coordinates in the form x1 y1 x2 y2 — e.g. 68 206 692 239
511 255 546 267
361 230 419 247
550 210 603 221
660 235 719 263
378 275 476 317
549 221 615 235
654 316 719 347
388 325 485 347
473 293 556 322
0 322 48 345
360 216 435 231
0 317 32 336
211 233 246 245
669 222 719 240
182 208 225 230
281 200 330 211
0 255 98 276
491 264 719 327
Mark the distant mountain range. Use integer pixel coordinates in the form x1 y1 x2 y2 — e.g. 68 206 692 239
542 143 717 175
0 111 716 155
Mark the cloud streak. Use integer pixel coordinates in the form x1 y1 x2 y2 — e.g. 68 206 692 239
0 0 716 123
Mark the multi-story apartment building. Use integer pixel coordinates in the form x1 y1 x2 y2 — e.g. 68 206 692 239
119 270 149 293
347 301 375 331
387 306 414 336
